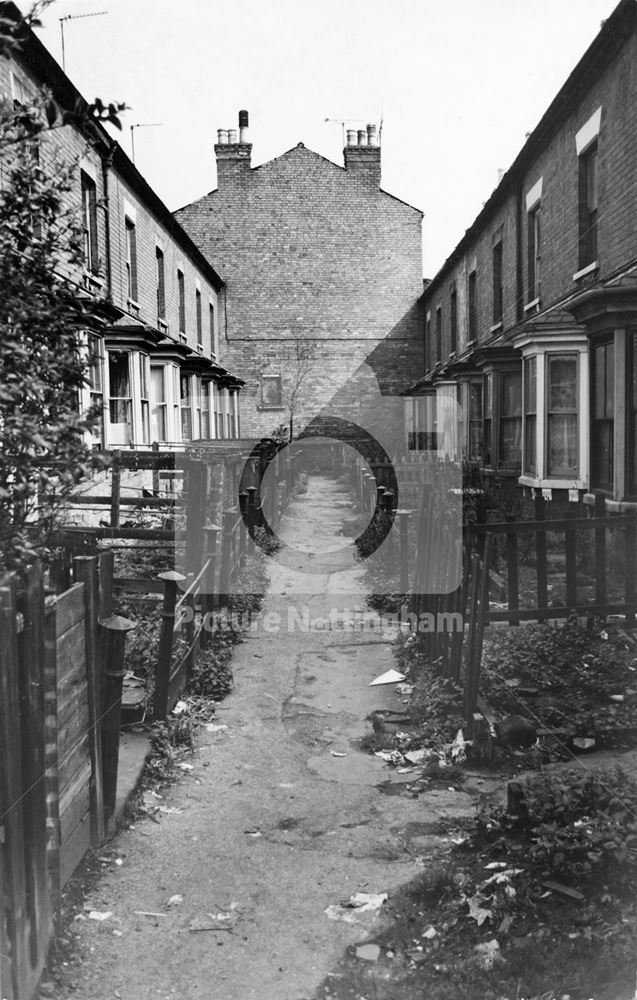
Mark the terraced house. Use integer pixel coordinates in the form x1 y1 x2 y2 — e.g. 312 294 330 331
0 2 242 451
411 0 637 508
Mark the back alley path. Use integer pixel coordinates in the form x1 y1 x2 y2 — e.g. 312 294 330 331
55 474 479 1000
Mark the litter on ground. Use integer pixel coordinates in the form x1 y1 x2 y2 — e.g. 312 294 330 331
325 892 388 924
369 669 406 686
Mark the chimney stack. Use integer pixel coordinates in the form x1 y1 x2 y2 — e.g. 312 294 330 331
343 122 381 188
215 110 252 188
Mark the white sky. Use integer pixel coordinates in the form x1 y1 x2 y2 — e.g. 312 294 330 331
21 0 616 276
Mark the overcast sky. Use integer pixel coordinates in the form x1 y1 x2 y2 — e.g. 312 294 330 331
22 0 617 276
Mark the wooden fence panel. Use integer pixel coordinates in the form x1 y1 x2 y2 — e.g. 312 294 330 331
48 584 93 889
0 578 26 1000
17 566 52 976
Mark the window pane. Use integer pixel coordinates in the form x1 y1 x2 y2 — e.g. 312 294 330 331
548 357 577 411
501 372 522 416
524 357 536 415
261 376 281 406
500 418 521 464
109 352 129 396
548 413 577 475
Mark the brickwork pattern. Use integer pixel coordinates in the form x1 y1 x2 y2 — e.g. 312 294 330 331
176 143 424 440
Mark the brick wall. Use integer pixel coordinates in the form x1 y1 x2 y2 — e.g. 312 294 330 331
422 23 637 367
176 142 424 442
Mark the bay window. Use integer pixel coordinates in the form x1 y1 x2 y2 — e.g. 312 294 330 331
547 356 578 476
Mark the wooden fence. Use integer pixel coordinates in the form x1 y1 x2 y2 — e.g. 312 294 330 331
0 552 136 1000
398 482 637 733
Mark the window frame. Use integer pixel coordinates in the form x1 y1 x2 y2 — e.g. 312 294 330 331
125 217 138 303
468 270 477 342
545 354 579 478
260 374 283 408
523 355 537 475
492 235 503 325
450 285 457 355
196 288 203 349
527 204 541 304
156 247 166 320
177 269 186 338
435 307 442 364
591 337 614 493
150 363 168 442
81 171 99 275
578 142 598 270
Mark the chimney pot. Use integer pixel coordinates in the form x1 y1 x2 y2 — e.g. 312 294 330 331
346 129 357 147
228 128 238 144
239 108 249 143
366 123 377 147
357 129 367 146
217 129 228 145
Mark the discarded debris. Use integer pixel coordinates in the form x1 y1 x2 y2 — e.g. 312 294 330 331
572 736 596 751
422 925 437 939
374 749 405 765
244 829 263 838
330 750 347 757
355 943 381 962
88 910 113 921
325 892 388 924
166 895 183 908
177 763 194 771
474 939 501 970
206 723 228 733
404 748 430 765
395 682 414 695
542 880 585 901
172 700 188 715
188 906 241 932
369 669 406 687
133 911 168 918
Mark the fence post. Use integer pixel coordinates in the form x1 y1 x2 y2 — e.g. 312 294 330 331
201 525 221 642
151 441 160 495
238 493 248 558
73 556 105 845
594 491 607 609
505 516 519 626
219 510 237 600
565 509 578 610
395 509 411 594
110 450 121 528
185 458 206 579
154 571 186 721
534 491 548 611
626 515 636 623
100 615 136 833
98 550 114 620
464 536 493 734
